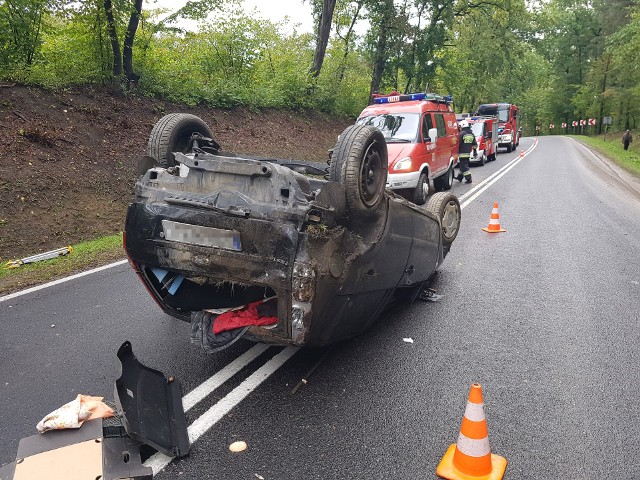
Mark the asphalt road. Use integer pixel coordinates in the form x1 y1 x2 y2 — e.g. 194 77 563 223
2 136 640 479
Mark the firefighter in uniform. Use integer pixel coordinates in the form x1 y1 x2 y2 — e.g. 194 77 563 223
456 119 477 184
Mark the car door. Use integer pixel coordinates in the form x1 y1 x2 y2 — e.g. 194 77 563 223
422 113 437 174
433 113 449 174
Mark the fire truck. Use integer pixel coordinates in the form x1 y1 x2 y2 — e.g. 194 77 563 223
466 116 499 165
357 93 458 205
477 103 521 153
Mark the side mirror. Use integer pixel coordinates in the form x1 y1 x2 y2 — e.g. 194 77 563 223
428 128 438 143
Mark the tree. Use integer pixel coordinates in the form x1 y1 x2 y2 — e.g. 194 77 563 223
102 0 222 82
309 0 338 77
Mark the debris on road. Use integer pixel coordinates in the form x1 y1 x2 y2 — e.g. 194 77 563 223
418 287 443 302
0 341 189 480
402 338 414 343
36 394 114 433
229 441 248 453
4 246 73 269
290 348 332 395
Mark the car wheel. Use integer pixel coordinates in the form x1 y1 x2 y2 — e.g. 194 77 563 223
425 192 461 254
505 143 512 153
147 113 213 167
330 125 388 216
433 164 453 191
478 153 486 166
412 172 429 205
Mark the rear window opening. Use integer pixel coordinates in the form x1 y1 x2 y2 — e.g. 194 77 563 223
142 266 277 314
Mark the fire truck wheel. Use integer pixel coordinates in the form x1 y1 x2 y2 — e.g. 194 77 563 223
330 124 388 216
147 113 213 167
506 143 512 153
413 172 429 205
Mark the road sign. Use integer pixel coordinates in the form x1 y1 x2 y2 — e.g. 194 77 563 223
572 121 578 127
580 119 587 126
603 116 612 125
550 124 555 129
562 122 567 128
588 118 596 126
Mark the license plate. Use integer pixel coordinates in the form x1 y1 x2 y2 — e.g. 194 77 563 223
162 220 242 251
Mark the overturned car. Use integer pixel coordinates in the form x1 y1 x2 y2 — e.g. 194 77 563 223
124 113 461 350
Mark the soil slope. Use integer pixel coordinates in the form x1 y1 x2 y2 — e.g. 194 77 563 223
0 85 353 260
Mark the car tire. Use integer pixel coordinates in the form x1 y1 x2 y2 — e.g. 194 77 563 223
506 143 512 153
433 164 453 192
147 113 213 167
412 172 429 205
330 125 388 216
425 192 461 255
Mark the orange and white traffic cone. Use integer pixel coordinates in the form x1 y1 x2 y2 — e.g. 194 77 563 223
481 202 506 233
519 149 524 158
436 384 507 480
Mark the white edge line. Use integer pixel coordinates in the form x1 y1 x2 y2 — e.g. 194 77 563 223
144 346 299 475
182 343 270 411
0 259 128 303
460 139 539 210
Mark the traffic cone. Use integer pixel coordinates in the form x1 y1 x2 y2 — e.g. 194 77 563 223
519 149 524 158
436 384 507 480
481 202 506 233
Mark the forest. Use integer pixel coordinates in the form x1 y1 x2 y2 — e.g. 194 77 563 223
0 0 637 135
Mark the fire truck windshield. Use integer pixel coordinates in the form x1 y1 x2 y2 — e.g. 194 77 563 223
357 113 419 142
477 105 509 123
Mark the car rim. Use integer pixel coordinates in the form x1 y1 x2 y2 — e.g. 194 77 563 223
422 178 429 198
361 143 383 205
442 200 460 240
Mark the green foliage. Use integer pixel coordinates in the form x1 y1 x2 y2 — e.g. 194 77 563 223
2 0 640 125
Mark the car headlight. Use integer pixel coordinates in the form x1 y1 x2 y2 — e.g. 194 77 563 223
393 157 412 171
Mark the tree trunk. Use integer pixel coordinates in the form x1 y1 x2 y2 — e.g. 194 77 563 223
123 0 143 81
369 0 394 99
338 1 363 83
103 0 122 77
309 0 337 78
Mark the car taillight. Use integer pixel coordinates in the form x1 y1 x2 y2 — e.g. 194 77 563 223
293 262 316 302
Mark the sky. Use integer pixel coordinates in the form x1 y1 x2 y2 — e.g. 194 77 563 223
147 0 316 33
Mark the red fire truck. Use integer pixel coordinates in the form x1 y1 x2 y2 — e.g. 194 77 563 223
357 93 458 205
467 116 498 165
477 103 521 153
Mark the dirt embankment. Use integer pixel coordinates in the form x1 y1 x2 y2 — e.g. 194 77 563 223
0 85 353 260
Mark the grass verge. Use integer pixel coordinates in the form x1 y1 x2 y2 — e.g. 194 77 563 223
572 134 640 176
0 233 125 296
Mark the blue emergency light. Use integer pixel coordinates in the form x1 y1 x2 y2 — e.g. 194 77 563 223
373 92 453 105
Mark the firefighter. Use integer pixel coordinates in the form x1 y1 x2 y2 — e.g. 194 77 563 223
456 119 477 183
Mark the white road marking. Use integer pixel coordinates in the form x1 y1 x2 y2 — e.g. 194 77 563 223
182 344 270 412
0 260 128 303
459 139 539 210
144 346 299 475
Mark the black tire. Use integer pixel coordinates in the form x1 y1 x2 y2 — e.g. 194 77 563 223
425 192 461 252
413 172 429 205
433 164 454 191
505 143 512 153
329 125 388 216
147 113 213 167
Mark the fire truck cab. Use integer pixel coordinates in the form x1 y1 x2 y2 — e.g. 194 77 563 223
357 93 458 205
477 103 520 153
